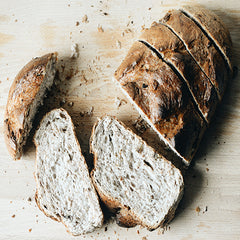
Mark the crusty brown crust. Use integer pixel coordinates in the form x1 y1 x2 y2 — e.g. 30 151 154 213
160 9 229 100
4 52 57 160
90 115 184 230
34 108 103 236
115 41 205 164
181 5 233 73
139 23 218 123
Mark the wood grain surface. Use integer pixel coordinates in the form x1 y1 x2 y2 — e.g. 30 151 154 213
0 0 239 239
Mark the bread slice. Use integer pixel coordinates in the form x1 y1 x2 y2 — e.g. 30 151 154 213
90 116 184 230
34 108 103 235
181 5 233 73
139 23 218 123
4 52 58 160
114 41 205 165
160 9 229 100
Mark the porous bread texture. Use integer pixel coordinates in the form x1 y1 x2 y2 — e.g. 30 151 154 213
91 116 184 230
34 108 103 235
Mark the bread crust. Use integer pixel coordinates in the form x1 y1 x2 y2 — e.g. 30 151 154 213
90 116 184 230
181 5 233 73
161 9 229 100
139 23 218 123
34 108 103 236
114 41 205 164
4 52 57 160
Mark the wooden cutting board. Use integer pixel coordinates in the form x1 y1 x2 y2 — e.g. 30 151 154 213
0 0 239 239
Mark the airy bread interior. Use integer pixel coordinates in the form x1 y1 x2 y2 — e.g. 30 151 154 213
34 108 103 235
91 116 184 230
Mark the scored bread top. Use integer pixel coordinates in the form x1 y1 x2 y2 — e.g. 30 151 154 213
160 9 229 100
114 41 205 165
90 115 184 230
181 5 233 73
139 23 218 123
4 52 57 159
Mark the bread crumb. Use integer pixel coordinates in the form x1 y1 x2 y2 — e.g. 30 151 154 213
88 106 94 116
12 214 15 218
60 98 66 106
137 230 140 234
203 206 208 213
70 43 79 59
142 237 148 240
27 197 32 202
82 15 89 23
76 21 79 26
115 97 127 108
125 28 132 33
98 25 104 32
133 117 149 134
196 206 201 213
103 12 108 15
116 40 121 49
10 201 12 203
68 102 74 107
29 228 32 232
206 168 209 172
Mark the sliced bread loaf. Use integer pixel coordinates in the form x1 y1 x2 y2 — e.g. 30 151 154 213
90 116 184 230
4 52 57 160
34 108 103 235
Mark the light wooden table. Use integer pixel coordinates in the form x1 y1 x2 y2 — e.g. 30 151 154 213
0 0 239 239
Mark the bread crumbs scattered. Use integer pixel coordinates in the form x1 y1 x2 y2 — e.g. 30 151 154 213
76 21 79 26
196 206 201 213
12 214 15 218
29 228 32 232
116 40 121 49
98 25 104 32
82 15 89 23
